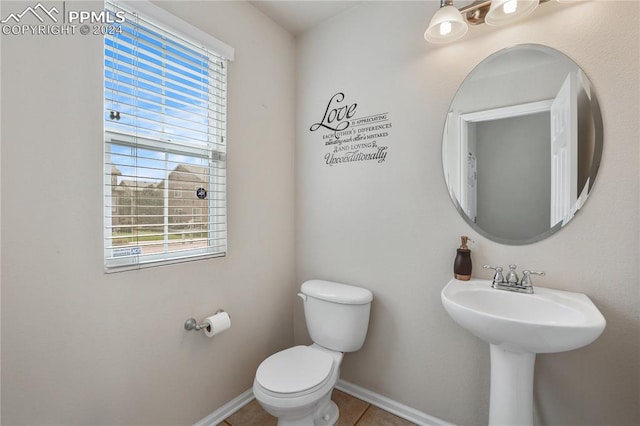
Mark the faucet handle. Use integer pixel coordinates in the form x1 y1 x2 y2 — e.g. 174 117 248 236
505 264 519 284
520 270 545 286
483 265 504 283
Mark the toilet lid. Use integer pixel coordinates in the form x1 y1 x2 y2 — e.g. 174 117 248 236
256 346 334 394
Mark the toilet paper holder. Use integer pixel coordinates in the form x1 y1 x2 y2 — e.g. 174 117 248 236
184 309 228 332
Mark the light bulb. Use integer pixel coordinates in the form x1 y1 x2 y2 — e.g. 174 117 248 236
503 0 518 14
440 21 452 36
485 0 539 26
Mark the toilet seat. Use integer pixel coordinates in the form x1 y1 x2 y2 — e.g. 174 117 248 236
255 346 335 398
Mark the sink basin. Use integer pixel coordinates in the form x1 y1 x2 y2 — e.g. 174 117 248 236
441 278 606 353
441 278 606 425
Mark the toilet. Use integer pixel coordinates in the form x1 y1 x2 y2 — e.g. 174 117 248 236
253 279 373 426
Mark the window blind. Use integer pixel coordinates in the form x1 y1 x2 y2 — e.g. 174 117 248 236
104 1 228 271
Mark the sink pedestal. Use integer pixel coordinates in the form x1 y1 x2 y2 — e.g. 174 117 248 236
442 279 606 426
489 345 535 426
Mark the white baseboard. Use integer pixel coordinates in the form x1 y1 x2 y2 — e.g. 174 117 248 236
193 388 254 426
335 380 455 426
194 380 454 426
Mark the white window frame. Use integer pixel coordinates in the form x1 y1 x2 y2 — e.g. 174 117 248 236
103 0 234 272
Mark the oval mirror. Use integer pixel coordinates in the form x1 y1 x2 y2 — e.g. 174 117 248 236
442 44 603 245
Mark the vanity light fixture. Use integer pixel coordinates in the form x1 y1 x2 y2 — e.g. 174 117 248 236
424 0 468 44
425 0 551 43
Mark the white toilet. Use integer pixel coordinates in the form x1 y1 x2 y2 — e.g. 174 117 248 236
253 279 373 426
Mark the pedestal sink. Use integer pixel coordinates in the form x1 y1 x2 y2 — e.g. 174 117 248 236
441 278 606 426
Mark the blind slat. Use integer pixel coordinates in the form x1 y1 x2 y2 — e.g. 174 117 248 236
105 71 226 109
106 133 225 158
104 53 226 103
105 91 226 125
105 113 220 143
106 40 226 88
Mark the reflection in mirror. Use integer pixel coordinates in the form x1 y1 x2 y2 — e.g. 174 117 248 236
442 44 602 245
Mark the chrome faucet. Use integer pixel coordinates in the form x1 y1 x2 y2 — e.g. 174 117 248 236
505 264 519 285
483 265 504 284
520 270 546 287
483 264 545 294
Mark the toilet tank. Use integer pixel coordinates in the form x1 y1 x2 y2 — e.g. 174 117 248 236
300 280 373 352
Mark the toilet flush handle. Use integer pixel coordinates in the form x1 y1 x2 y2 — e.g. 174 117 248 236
297 293 307 302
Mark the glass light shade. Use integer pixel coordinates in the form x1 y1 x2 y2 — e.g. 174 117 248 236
485 0 540 26
424 5 468 43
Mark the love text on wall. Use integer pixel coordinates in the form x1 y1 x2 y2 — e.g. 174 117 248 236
309 92 392 166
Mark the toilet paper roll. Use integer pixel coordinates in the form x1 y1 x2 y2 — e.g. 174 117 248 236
203 311 231 338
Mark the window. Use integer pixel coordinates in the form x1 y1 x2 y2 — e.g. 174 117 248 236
104 1 233 271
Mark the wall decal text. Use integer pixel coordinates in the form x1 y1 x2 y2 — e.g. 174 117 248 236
310 92 392 167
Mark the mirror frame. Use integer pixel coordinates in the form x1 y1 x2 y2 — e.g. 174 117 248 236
442 44 603 245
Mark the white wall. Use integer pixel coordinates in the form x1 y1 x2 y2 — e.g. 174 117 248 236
296 1 639 425
0 1 295 424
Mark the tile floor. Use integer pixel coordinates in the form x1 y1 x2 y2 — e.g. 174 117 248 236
219 389 417 426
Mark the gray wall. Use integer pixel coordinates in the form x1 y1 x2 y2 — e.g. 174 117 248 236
295 1 639 425
475 113 551 241
1 1 296 424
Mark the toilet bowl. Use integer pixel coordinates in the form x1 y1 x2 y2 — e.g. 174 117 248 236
253 344 343 425
253 280 373 426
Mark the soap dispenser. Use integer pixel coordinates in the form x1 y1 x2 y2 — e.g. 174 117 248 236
454 236 473 281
